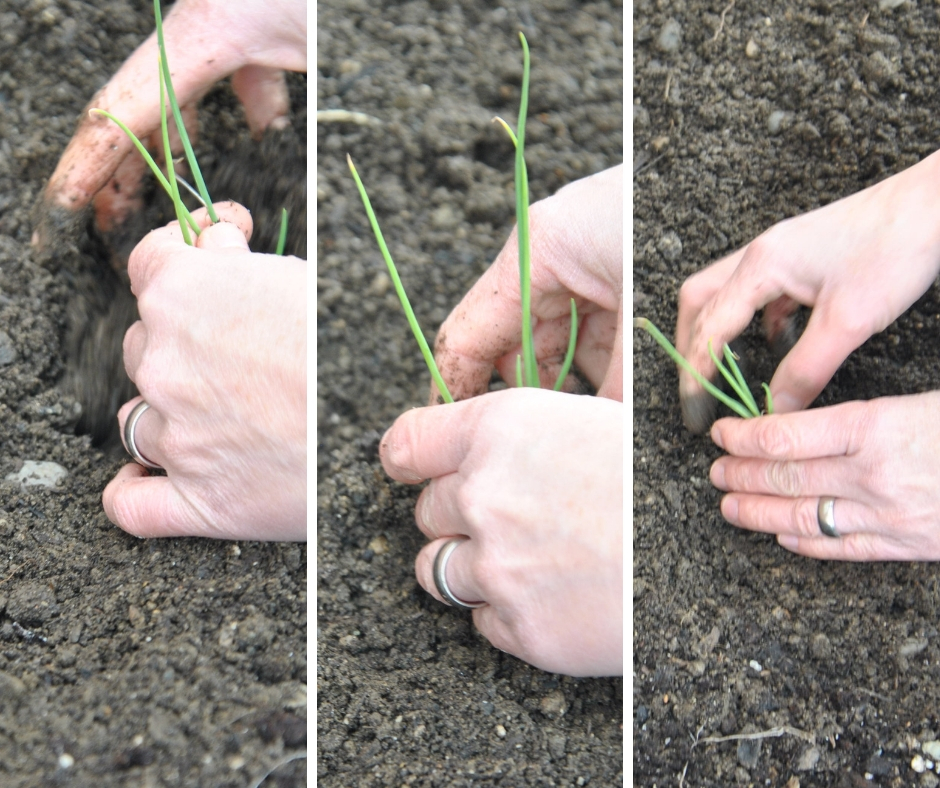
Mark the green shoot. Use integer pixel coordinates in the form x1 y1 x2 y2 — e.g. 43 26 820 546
553 298 578 391
634 317 773 418
514 32 537 388
153 0 217 223
349 35 579 402
347 154 454 404
275 208 289 255
158 52 192 245
89 108 201 239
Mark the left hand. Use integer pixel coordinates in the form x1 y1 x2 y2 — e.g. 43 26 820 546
709 391 940 560
102 201 306 540
380 387 623 676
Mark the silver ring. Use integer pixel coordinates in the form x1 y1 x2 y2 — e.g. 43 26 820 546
124 401 163 471
432 538 485 610
817 496 839 538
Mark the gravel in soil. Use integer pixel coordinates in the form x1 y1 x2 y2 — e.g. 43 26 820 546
317 2 623 786
635 2 940 786
0 1 306 784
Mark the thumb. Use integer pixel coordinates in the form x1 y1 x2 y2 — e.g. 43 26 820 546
196 219 251 252
769 306 864 412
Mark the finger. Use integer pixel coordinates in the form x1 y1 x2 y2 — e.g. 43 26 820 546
776 531 929 561
117 396 166 469
127 201 253 293
711 454 865 501
196 218 252 252
415 537 485 607
768 303 871 413
719 493 872 539
710 401 867 461
415 474 470 541
431 179 622 404
90 153 149 234
122 321 148 383
231 65 291 139
102 466 210 539
675 250 746 433
43 4 244 214
380 396 486 483
574 308 619 393
596 304 623 400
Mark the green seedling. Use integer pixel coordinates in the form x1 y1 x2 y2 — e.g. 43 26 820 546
349 33 579 401
95 0 289 253
634 317 773 419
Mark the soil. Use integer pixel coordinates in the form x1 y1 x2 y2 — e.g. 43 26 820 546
634 2 940 787
317 2 623 786
0 1 306 785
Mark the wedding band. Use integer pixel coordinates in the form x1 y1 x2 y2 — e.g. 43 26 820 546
817 496 839 538
124 401 163 471
432 538 485 610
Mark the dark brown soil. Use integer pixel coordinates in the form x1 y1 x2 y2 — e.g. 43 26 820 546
0 1 306 785
634 2 940 786
317 1 623 786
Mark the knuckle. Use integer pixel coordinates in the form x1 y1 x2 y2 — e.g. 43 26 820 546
754 419 794 458
794 499 821 537
767 460 804 498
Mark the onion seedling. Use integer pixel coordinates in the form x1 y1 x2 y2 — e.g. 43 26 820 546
94 0 290 254
348 33 579 402
634 317 773 419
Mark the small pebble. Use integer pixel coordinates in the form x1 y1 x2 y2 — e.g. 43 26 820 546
924 742 940 760
913 754 927 773
58 754 74 769
745 39 759 58
657 231 683 262
5 460 67 489
495 724 507 738
879 0 906 9
749 659 762 672
656 18 682 53
767 110 789 135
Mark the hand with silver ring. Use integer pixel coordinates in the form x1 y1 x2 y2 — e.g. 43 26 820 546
381 387 622 677
103 200 306 541
433 539 485 610
817 497 838 538
123 400 163 471
709 391 940 561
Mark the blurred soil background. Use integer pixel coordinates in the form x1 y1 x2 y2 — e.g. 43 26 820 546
317 1 623 785
634 1 940 786
0 0 306 784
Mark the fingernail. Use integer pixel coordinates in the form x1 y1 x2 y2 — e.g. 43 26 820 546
778 534 799 551
772 391 802 414
720 495 738 525
710 460 727 490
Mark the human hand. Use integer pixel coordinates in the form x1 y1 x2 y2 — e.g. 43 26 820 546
676 150 940 433
709 391 940 560
34 0 306 246
102 201 306 540
431 165 623 404
380 388 623 676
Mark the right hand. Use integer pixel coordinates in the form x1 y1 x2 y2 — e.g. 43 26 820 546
676 149 940 433
431 165 623 403
34 0 306 247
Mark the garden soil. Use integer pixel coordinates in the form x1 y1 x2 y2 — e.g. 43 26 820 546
317 2 623 787
0 0 306 785
634 2 940 787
